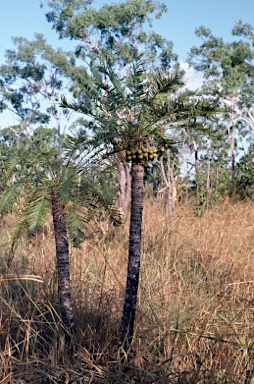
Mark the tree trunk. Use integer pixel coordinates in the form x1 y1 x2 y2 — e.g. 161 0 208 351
206 156 211 209
194 142 199 195
166 151 176 220
51 190 75 343
152 160 159 203
117 161 131 214
119 162 144 349
160 150 175 220
229 122 236 195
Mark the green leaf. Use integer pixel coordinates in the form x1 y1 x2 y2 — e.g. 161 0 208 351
25 188 50 233
13 187 50 239
0 182 20 214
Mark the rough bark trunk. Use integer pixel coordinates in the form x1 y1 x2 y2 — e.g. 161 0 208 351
119 162 144 349
117 161 131 214
51 190 75 343
152 160 159 203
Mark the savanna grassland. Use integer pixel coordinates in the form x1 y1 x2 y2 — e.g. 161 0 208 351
1 199 254 383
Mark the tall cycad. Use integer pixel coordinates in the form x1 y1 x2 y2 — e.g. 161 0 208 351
60 54 219 349
0 132 122 345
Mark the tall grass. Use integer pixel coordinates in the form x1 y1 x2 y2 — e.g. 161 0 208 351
1 200 254 382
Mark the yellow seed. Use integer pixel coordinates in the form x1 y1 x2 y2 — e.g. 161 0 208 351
138 154 143 159
127 156 132 161
131 149 136 155
137 149 142 154
126 150 132 155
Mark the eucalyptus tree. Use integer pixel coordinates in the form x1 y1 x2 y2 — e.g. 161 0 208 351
0 33 78 152
0 128 122 346
60 54 219 349
235 142 254 199
44 0 179 213
188 21 254 193
159 148 178 219
44 0 176 70
180 118 232 211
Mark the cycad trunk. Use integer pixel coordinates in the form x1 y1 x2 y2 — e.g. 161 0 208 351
51 190 75 342
119 162 144 349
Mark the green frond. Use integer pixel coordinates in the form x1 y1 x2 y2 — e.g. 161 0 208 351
60 53 220 163
65 200 88 247
81 189 123 227
97 55 125 94
1 157 19 180
13 186 50 238
26 188 50 233
58 178 76 204
147 71 183 102
12 216 29 250
64 178 123 247
60 95 95 118
0 182 21 215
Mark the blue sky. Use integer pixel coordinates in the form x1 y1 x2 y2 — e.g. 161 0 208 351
0 0 254 63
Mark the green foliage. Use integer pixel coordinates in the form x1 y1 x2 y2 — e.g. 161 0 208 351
13 186 50 243
187 20 254 202
60 54 219 160
0 126 122 248
45 0 177 70
0 34 77 136
188 20 254 110
235 144 254 199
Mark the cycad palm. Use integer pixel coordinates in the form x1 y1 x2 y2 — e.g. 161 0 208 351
0 132 122 345
60 54 219 349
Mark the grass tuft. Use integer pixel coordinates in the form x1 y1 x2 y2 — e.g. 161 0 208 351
1 200 254 382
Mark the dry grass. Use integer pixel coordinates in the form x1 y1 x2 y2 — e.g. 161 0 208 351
1 200 254 382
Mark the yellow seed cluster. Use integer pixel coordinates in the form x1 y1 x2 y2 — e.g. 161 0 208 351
125 146 165 163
